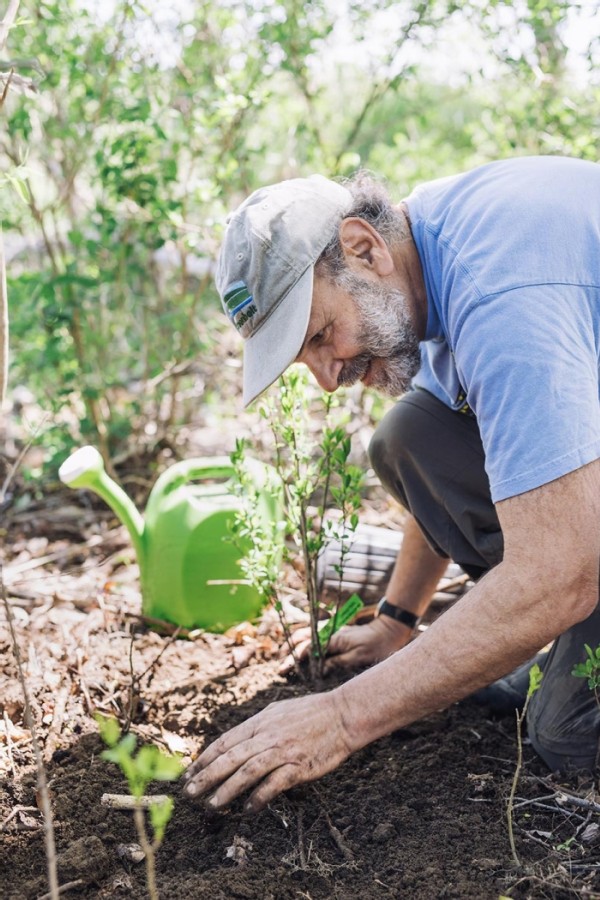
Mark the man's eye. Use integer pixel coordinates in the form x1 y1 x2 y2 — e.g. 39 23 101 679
312 327 326 345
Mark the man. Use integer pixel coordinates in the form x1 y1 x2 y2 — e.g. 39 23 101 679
183 157 600 814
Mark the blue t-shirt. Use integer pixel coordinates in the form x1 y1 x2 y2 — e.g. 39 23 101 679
406 156 600 502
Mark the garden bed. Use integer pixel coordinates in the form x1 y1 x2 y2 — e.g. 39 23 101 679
1 489 599 899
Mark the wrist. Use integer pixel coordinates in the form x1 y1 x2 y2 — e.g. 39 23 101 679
375 597 421 631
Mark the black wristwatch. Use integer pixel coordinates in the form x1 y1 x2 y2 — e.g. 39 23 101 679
376 597 421 629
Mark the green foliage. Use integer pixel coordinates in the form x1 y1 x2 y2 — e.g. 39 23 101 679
95 713 183 814
527 662 543 697
96 712 182 897
572 644 600 693
229 440 284 610
230 369 364 676
2 0 599 469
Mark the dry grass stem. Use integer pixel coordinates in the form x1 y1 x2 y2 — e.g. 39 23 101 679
101 793 169 810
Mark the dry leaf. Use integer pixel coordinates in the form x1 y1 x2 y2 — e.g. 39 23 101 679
160 728 190 755
225 835 253 865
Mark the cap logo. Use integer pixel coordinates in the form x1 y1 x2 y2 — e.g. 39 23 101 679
224 280 257 333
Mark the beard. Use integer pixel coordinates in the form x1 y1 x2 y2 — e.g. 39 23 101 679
334 269 422 397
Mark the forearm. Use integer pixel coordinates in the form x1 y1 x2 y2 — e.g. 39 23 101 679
337 558 585 751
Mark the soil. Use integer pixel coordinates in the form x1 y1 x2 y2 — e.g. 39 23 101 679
2 480 600 900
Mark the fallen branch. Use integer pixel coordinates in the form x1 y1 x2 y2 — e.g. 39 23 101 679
37 879 83 900
101 792 169 810
556 791 600 814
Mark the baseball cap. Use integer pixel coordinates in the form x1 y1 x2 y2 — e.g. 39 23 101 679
215 175 353 406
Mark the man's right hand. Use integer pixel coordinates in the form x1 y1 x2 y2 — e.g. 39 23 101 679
279 614 415 675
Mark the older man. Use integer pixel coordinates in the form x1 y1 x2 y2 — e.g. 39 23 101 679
183 156 600 813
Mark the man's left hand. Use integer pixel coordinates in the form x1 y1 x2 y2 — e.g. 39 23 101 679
182 691 355 812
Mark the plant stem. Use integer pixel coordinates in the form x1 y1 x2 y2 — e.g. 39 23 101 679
133 805 158 900
507 696 532 867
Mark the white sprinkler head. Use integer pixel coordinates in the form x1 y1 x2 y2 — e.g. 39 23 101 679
59 445 105 485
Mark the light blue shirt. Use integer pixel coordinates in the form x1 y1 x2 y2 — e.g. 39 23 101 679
406 156 600 502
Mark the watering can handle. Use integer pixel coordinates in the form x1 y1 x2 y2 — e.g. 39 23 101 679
152 456 268 494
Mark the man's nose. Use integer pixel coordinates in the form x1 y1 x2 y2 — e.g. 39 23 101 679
302 351 342 393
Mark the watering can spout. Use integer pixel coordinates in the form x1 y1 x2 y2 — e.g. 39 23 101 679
58 446 145 561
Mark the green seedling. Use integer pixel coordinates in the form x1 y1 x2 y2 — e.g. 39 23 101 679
507 663 543 867
572 643 600 705
317 593 365 649
96 714 184 900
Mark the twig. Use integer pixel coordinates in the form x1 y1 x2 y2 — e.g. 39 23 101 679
0 226 7 405
556 791 600 814
323 812 354 864
1 564 59 898
101 793 169 810
133 806 158 900
0 412 49 506
310 787 354 864
0 65 13 108
297 808 307 870
512 792 559 809
0 804 39 832
124 625 182 732
37 879 83 900
3 709 16 778
507 696 532 867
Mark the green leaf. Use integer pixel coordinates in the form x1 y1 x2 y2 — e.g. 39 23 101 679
527 663 543 696
95 713 121 748
152 752 185 781
149 796 174 843
135 744 160 781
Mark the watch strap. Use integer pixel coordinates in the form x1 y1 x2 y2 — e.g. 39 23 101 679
376 598 420 629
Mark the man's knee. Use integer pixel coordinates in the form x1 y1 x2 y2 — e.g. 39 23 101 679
368 390 447 494
368 395 419 488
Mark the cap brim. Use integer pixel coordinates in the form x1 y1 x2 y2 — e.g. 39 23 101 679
242 266 314 407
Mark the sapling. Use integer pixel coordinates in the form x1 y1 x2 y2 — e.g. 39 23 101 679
572 643 600 709
507 663 543 867
230 370 363 678
96 714 183 900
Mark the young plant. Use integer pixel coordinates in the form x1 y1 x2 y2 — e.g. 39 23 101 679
507 663 543 867
572 643 600 708
230 370 363 678
96 715 184 900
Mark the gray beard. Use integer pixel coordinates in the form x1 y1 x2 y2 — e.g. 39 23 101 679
334 269 422 397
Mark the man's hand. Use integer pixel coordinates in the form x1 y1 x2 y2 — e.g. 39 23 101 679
279 615 414 674
182 691 355 812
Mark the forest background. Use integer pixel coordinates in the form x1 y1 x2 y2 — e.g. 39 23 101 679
1 0 600 477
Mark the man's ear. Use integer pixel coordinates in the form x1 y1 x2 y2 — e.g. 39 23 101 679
338 218 394 276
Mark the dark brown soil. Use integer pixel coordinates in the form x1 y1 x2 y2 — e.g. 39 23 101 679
2 491 600 900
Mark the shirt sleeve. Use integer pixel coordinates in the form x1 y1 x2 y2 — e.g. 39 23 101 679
452 285 600 503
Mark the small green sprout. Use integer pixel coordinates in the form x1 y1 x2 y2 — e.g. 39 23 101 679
96 714 184 899
572 643 600 695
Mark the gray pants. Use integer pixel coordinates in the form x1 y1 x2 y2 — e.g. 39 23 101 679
369 387 600 772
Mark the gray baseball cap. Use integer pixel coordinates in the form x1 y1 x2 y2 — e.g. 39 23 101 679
216 175 353 406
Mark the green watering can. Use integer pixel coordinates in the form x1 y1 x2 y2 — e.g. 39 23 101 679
58 446 283 632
